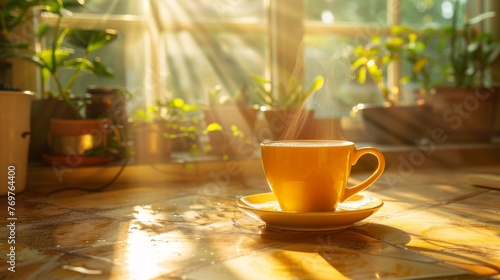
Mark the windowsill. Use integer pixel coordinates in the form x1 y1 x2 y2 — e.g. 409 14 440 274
27 116 500 190
27 139 500 191
353 139 500 172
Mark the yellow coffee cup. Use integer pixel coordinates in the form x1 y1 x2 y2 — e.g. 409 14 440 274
260 140 385 212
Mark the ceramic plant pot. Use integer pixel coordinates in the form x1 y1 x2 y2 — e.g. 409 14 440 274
0 90 33 195
132 121 173 164
359 104 434 145
203 106 259 157
167 119 202 153
428 86 500 142
43 118 113 167
29 98 79 162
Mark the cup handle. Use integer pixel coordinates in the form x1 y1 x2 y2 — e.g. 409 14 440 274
341 147 385 202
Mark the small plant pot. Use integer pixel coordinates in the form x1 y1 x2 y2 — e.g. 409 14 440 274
0 91 33 195
132 121 173 164
203 106 259 157
428 86 500 142
29 98 80 162
263 109 315 140
48 118 111 158
359 104 434 145
166 119 202 155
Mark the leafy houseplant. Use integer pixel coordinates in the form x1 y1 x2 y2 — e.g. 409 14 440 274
39 27 120 164
350 25 442 107
251 75 324 140
350 27 437 144
131 97 202 164
202 85 259 159
429 2 500 142
1 0 121 162
446 9 500 88
1 0 117 114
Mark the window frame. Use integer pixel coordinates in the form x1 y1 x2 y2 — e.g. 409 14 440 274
24 0 500 105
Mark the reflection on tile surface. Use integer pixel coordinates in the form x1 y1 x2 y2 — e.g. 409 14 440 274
0 167 498 279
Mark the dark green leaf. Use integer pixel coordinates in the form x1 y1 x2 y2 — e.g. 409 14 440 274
91 57 114 77
36 23 51 37
63 57 93 70
38 47 74 69
62 0 85 8
67 29 118 52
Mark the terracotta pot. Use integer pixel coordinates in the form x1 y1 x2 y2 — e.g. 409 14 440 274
203 106 259 157
429 86 500 142
29 98 79 162
263 108 315 140
0 91 33 195
360 104 434 145
49 118 111 156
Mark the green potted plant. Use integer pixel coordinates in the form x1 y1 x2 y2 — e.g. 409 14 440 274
0 0 49 194
251 74 324 140
350 26 437 144
131 97 203 164
202 84 259 159
157 97 203 155
42 28 119 165
429 2 500 142
0 0 120 162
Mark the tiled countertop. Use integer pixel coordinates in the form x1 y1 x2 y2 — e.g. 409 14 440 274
1 164 499 279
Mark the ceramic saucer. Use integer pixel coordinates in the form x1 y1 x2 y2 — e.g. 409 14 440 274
236 192 383 231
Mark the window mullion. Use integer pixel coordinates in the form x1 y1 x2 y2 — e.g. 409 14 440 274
484 0 500 84
268 0 304 93
387 0 401 103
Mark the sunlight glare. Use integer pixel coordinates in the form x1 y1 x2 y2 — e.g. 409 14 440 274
441 1 454 19
124 206 195 279
321 10 335 24
125 228 160 279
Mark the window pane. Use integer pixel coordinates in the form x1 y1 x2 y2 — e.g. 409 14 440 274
304 35 384 118
400 0 469 26
50 0 266 108
152 0 266 103
305 0 388 24
163 31 265 103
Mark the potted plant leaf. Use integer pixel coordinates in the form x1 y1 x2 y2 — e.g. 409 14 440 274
202 84 259 159
429 2 500 142
0 0 120 163
251 74 324 140
350 26 436 145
